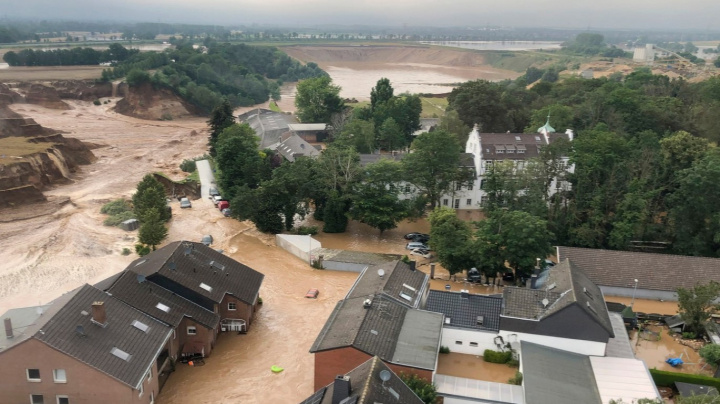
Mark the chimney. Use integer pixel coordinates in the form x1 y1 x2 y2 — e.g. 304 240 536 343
565 128 574 141
430 263 436 279
4 318 13 339
408 261 416 271
91 301 107 327
530 274 539 289
331 375 351 404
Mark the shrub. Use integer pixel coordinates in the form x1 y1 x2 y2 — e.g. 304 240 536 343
439 346 451 354
651 369 720 392
507 358 519 367
484 349 512 364
508 371 523 385
180 159 197 173
399 372 438 404
683 332 697 339
93 99 101 105
103 211 135 227
401 255 411 264
101 199 131 215
121 248 131 256
126 68 151 87
295 225 318 235
160 112 173 121
135 243 151 256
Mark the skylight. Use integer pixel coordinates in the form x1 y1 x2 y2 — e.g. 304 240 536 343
155 303 170 313
199 283 213 292
399 292 413 302
132 320 150 333
402 283 417 292
110 347 131 362
134 259 147 267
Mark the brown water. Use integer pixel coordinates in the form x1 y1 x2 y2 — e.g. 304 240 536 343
604 296 679 316
436 352 517 383
631 324 713 376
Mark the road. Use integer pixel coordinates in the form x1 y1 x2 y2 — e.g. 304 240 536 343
196 159 215 201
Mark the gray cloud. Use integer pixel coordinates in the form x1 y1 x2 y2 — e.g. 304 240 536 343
5 0 720 30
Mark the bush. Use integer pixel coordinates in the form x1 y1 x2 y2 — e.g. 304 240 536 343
439 346 451 354
650 369 720 391
160 112 173 121
507 358 519 367
135 243 151 256
126 68 151 87
508 371 523 385
93 99 101 105
101 199 131 215
121 248 131 256
103 211 135 227
484 349 512 364
683 332 697 339
180 159 197 173
295 225 318 235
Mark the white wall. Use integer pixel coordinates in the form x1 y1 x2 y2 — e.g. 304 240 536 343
442 327 499 355
500 330 606 357
275 234 319 264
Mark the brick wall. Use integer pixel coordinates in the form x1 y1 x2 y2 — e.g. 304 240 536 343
218 294 254 329
177 317 214 357
0 338 158 404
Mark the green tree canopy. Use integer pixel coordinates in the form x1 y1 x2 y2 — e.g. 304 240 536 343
349 159 410 233
295 76 344 123
677 281 720 336
137 208 168 250
215 124 269 198
132 174 170 223
370 78 394 111
207 99 236 156
399 372 438 404
429 207 476 276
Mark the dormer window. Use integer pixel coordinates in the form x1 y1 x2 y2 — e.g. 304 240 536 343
495 145 505 154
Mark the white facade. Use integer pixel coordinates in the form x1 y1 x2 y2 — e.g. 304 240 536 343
441 327 499 355
435 125 574 211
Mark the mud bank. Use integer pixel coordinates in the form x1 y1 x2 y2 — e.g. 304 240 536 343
282 45 521 99
114 82 196 120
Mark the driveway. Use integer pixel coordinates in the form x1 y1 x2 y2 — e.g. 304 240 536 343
196 159 215 200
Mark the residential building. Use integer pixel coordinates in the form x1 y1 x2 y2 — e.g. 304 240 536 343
0 284 172 404
99 270 220 360
556 246 720 300
238 108 296 149
238 109 323 161
127 241 264 334
310 295 443 390
345 260 430 309
276 132 321 162
300 356 424 404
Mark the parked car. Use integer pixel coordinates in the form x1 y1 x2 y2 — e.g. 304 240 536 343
406 242 429 250
404 232 429 240
201 235 213 246
467 267 482 283
411 234 430 243
410 248 433 259
221 208 232 217
502 272 515 282
180 197 192 209
305 288 319 299
209 187 219 197
218 200 230 211
212 195 223 206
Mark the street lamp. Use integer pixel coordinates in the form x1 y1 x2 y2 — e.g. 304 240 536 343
630 279 639 308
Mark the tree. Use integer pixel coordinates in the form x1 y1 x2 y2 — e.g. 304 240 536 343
207 99 236 156
349 159 410 233
336 119 376 153
677 281 720 336
428 207 476 276
399 372 438 404
125 68 151 87
370 78 394 111
378 117 404 152
401 130 467 209
525 67 544 84
448 80 526 132
132 174 170 223
699 344 720 368
476 210 554 280
215 124 269 198
438 110 471 146
323 192 349 233
138 208 168 250
295 76 344 123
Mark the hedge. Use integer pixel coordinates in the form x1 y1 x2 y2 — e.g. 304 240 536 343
650 369 720 391
484 349 512 364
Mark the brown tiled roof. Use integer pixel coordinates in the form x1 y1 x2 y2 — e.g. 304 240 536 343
106 271 220 329
478 132 570 160
556 246 720 292
34 284 172 389
129 241 264 305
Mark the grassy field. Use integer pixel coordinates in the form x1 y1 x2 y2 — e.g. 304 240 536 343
420 97 448 118
481 50 590 72
269 101 281 112
0 65 105 81
0 137 53 164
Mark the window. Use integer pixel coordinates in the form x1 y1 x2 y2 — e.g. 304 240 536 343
27 368 41 382
443 199 448 206
467 183 473 190
480 179 486 189
199 283 213 292
456 183 462 191
132 320 150 333
477 316 484 326
455 341 463 345
187 326 197 335
454 199 460 209
481 195 489 205
146 369 152 383
53 369 66 383
139 383 144 398
155 302 170 313
228 302 237 311
469 342 479 347
466 199 472 206
404 184 411 193
110 347 131 362
30 395 44 404
56 396 69 404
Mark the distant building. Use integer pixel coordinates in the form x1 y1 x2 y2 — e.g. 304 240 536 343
238 109 323 161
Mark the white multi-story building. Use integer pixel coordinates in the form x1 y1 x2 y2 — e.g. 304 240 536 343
438 119 574 210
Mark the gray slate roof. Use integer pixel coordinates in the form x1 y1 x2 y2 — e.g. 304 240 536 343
0 290 77 352
605 313 635 358
425 290 502 331
300 356 424 404
276 133 321 162
310 295 443 370
502 259 614 337
105 271 220 329
33 284 172 389
521 341 602 404
478 132 570 160
346 261 428 308
129 241 264 305
557 246 720 292
239 108 296 149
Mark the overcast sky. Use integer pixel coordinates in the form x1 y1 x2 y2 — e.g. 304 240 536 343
5 0 720 31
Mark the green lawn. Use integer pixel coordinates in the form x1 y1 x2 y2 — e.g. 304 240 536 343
269 101 281 112
420 97 448 118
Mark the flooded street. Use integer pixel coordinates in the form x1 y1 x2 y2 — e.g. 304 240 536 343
437 352 517 383
631 324 713 376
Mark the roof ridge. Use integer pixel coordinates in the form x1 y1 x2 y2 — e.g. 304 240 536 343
558 245 720 262
358 356 379 404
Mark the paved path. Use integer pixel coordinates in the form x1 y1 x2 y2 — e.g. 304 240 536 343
196 160 215 201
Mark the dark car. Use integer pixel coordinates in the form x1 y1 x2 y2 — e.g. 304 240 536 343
467 267 482 283
404 232 423 240
405 233 430 243
502 272 515 282
209 187 220 197
222 208 232 217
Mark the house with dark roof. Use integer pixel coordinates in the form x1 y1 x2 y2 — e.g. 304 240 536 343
345 260 429 309
300 356 424 404
100 270 220 359
424 290 503 356
499 259 614 356
127 241 264 334
310 295 443 390
0 284 173 404
276 132 321 162
556 246 720 301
